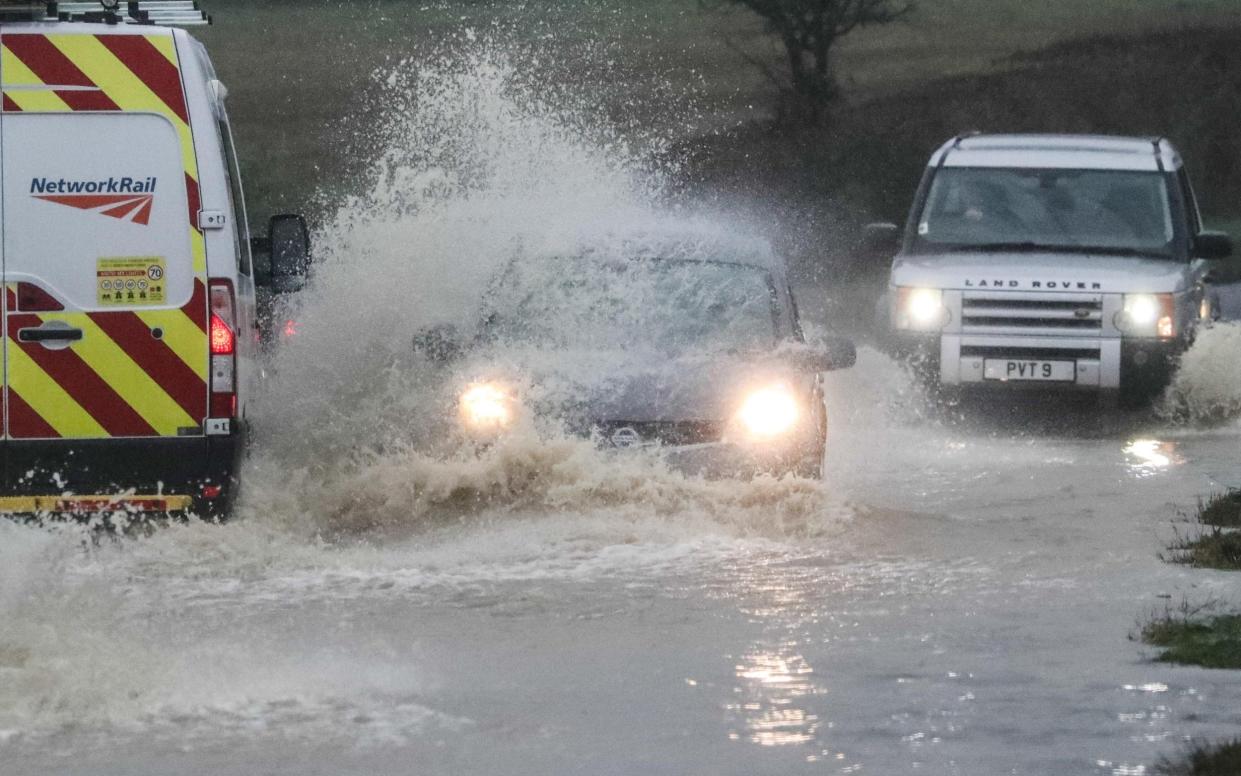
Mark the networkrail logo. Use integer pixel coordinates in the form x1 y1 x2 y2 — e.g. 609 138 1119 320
30 177 157 226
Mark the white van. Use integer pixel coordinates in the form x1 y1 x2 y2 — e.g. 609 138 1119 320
0 1 310 518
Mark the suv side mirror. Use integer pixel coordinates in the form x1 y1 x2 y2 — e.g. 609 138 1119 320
1196 230 1233 260
255 214 311 293
861 222 901 258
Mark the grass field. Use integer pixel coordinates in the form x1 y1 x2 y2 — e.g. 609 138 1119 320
1156 739 1241 775
1142 613 1241 668
1198 491 1241 528
195 0 1241 226
1164 490 1241 570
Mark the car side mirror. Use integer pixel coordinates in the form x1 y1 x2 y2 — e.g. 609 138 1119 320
861 222 901 258
256 214 311 293
413 324 463 364
820 335 856 370
791 336 857 372
1195 230 1233 260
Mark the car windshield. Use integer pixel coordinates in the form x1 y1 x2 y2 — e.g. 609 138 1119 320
916 167 1178 257
480 257 779 354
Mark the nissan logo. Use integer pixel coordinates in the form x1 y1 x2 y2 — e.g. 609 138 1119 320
610 427 641 448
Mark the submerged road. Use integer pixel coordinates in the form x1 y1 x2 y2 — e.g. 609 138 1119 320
3 348 1241 776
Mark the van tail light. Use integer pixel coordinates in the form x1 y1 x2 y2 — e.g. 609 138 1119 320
208 280 237 419
211 313 235 354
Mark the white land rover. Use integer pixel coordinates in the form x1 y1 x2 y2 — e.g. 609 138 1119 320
875 134 1233 404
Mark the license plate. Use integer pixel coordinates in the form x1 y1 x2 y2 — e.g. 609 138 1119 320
983 359 1076 382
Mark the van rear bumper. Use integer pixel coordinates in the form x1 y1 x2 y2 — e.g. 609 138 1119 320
1 428 245 517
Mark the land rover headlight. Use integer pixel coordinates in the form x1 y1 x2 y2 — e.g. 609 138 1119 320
1116 293 1175 338
895 287 949 330
737 385 801 438
459 382 517 431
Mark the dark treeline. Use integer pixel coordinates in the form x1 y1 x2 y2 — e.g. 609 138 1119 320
680 26 1241 307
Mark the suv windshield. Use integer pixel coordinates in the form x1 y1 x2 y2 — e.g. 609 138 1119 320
480 257 779 354
916 167 1179 257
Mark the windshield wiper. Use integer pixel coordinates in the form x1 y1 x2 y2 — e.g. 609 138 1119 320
945 241 1049 253
1068 245 1174 259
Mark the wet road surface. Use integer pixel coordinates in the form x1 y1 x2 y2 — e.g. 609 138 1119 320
4 347 1241 776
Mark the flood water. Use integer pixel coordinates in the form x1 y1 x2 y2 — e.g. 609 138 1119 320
5 345 1241 775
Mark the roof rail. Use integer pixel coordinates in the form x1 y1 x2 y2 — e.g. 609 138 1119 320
928 130 981 168
952 129 983 148
1151 136 1168 172
31 1 211 26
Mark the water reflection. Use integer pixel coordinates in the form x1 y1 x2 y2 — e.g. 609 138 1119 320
728 643 824 747
1123 439 1182 477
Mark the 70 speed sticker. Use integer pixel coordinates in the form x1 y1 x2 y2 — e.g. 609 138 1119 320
97 257 166 307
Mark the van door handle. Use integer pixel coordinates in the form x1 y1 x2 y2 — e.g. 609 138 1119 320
18 327 84 343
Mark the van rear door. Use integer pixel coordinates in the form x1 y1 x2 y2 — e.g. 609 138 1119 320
0 30 209 493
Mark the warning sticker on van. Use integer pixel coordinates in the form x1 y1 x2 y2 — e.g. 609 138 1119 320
97 257 166 307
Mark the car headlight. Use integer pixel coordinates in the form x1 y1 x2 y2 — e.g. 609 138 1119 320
895 287 948 330
737 385 800 438
1116 293 1175 338
459 382 517 431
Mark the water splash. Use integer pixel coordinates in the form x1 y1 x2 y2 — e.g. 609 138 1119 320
0 43 849 743
1159 322 1241 424
243 42 842 539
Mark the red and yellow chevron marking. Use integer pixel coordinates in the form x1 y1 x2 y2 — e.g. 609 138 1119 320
0 30 211 439
1 31 205 270
5 284 208 439
0 494 194 514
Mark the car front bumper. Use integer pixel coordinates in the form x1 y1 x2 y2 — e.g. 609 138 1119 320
597 427 825 478
892 331 1183 393
655 441 821 478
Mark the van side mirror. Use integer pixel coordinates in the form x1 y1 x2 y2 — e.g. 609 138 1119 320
861 222 901 258
1195 230 1233 260
255 214 311 293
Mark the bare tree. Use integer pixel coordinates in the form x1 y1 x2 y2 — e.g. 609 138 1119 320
705 0 915 125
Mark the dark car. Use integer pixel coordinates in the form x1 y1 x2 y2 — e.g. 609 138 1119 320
415 237 855 478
